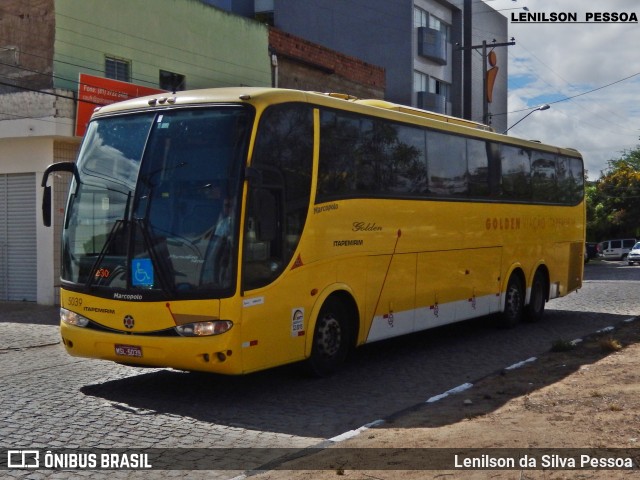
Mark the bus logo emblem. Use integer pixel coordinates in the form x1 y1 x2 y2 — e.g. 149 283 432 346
123 315 135 329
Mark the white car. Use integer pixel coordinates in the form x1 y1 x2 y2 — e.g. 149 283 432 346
628 242 640 266
599 238 636 260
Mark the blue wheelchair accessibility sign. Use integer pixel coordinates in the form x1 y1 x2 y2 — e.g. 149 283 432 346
132 258 154 287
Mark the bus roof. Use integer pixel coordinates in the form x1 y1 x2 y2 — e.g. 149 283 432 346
91 87 581 158
352 98 493 131
93 87 488 130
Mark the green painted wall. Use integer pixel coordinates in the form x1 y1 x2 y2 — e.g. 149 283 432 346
53 0 271 91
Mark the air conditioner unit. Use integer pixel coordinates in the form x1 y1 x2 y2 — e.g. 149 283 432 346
418 27 447 65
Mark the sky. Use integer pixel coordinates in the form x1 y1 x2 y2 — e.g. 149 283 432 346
480 0 640 179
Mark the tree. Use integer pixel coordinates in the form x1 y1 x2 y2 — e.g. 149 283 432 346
588 146 640 240
607 146 640 172
585 182 608 241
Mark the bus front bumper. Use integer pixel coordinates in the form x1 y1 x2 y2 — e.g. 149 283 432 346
60 322 242 374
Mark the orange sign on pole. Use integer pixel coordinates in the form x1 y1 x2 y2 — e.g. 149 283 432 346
486 50 498 104
75 73 165 137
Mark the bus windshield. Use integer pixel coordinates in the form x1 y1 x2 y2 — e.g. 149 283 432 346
62 106 252 298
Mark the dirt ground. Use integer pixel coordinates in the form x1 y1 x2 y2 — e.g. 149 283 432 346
254 317 640 479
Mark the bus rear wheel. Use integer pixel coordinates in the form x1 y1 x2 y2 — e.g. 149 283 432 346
524 271 547 323
307 298 350 377
498 274 524 328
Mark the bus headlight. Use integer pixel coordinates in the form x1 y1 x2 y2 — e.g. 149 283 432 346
60 308 90 327
175 320 233 337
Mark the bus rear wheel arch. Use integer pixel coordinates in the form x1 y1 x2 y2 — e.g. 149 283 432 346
307 293 358 377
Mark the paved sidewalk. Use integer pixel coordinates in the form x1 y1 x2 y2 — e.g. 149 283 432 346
0 302 60 350
0 301 60 326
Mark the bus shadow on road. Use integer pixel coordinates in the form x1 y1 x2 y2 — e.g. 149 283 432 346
80 312 637 440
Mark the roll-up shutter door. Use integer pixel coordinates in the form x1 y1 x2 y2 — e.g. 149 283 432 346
0 173 37 301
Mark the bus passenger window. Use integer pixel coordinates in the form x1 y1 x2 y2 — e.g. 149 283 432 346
467 138 489 197
556 156 583 205
426 130 467 196
318 111 359 199
532 153 557 203
500 145 531 201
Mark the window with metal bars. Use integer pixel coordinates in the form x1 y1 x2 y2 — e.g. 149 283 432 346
105 56 131 82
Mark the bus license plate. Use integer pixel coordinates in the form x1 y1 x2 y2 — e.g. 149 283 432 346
115 344 142 357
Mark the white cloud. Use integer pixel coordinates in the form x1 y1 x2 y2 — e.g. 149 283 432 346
483 0 640 178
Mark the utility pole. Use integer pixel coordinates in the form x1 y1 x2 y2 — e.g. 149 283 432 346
459 39 515 125
463 0 472 122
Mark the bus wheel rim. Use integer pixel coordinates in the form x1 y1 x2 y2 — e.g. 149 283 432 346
317 315 342 358
505 284 521 318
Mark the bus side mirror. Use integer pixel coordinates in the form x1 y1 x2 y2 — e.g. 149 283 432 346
40 162 79 227
42 185 52 227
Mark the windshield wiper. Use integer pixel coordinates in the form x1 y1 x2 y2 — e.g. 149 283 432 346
85 191 132 289
84 193 175 296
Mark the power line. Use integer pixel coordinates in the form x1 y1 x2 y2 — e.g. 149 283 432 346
0 72 128 109
0 108 74 125
473 2 640 140
0 78 75 101
494 71 640 116
501 50 640 138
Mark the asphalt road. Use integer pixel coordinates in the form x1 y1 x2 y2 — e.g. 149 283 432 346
1 259 638 478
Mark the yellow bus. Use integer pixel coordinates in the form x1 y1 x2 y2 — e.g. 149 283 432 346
42 88 585 376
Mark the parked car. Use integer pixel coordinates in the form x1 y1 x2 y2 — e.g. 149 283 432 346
628 242 640 266
598 238 637 260
585 242 598 262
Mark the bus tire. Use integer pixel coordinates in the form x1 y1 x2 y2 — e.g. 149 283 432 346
524 271 547 323
307 298 350 377
498 274 524 328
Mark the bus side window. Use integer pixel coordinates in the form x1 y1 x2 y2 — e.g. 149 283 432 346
250 188 277 242
243 187 279 288
532 154 557 203
426 130 467 196
557 155 583 205
243 103 313 291
500 145 531 201
467 138 490 197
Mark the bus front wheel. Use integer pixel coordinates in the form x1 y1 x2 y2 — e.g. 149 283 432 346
307 298 350 377
499 274 524 328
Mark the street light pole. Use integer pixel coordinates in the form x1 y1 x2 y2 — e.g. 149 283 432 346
502 104 550 134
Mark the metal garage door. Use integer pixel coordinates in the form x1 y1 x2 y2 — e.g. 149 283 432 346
0 173 37 301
